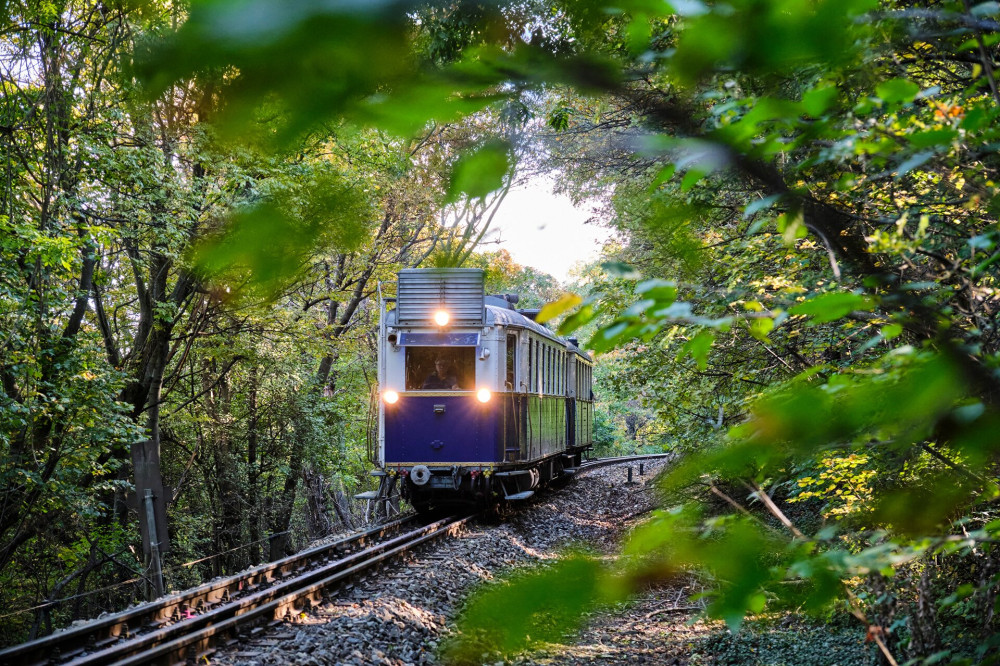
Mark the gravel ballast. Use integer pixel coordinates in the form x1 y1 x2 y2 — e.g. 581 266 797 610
209 460 718 666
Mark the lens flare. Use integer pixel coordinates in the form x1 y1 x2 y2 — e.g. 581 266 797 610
383 390 399 404
433 310 450 326
476 388 491 403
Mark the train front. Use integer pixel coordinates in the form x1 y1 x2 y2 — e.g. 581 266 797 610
377 268 502 510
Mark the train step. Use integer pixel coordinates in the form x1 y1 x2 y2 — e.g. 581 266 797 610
562 467 579 474
354 491 380 500
494 470 530 477
368 470 387 477
504 490 534 501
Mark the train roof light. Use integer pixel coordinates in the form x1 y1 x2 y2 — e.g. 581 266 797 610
433 310 450 326
476 388 491 403
383 390 399 404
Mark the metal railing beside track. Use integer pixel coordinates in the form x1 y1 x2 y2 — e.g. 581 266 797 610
0 513 451 666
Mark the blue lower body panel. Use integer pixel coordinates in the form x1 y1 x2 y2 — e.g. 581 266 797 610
384 395 501 464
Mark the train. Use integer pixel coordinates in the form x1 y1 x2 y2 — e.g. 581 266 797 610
360 268 594 514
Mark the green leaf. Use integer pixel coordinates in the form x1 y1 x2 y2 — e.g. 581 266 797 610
801 84 838 116
876 78 920 104
681 329 715 370
894 150 935 178
881 323 902 340
908 128 958 149
635 278 678 303
743 194 782 219
602 261 641 279
557 300 599 336
749 317 774 341
680 169 705 192
789 292 875 325
445 140 511 202
445 555 604 661
536 293 583 323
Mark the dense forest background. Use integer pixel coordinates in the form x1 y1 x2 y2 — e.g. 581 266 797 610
3 0 1000 663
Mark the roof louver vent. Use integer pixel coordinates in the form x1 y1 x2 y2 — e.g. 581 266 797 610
396 268 485 327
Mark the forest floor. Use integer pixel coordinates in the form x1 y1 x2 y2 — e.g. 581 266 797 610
208 460 880 665
508 463 878 666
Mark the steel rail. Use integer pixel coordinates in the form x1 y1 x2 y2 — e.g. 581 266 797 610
0 514 419 666
108 514 475 666
577 452 672 473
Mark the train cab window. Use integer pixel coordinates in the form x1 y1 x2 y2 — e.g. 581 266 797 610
506 334 516 390
405 347 474 390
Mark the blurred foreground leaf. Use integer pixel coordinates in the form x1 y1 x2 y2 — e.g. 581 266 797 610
443 555 605 663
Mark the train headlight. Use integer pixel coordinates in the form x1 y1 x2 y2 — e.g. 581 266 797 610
476 388 492 403
383 390 399 404
433 310 450 326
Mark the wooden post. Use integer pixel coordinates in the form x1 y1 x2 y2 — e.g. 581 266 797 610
144 489 165 599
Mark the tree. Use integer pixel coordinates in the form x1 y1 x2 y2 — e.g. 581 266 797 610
8 0 1000 661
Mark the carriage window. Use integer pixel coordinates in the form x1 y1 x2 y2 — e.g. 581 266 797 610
530 340 535 393
561 352 565 394
534 340 540 393
405 347 474 390
549 347 556 393
558 352 562 394
545 346 551 394
554 349 559 394
506 334 516 390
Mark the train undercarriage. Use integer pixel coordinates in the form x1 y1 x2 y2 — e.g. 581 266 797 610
359 447 589 520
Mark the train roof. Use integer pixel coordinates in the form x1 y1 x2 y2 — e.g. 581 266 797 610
486 305 588 357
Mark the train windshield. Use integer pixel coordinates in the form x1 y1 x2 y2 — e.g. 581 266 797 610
405 347 475 391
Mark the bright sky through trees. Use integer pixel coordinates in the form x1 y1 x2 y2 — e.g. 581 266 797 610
483 178 612 282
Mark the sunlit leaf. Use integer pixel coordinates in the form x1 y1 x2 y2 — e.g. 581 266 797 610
536 293 583 323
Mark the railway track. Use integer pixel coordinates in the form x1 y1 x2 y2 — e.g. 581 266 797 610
578 452 672 473
0 513 474 666
0 455 668 666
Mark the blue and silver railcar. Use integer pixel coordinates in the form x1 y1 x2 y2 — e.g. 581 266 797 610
371 268 593 512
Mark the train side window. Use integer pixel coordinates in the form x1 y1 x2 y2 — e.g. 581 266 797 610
560 352 564 394
537 341 542 394
527 339 533 392
532 340 538 393
506 334 516 390
552 349 556 394
540 344 546 394
546 346 552 394
555 351 560 394
405 347 474 390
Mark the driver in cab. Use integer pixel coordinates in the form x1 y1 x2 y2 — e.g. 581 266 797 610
422 356 460 390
